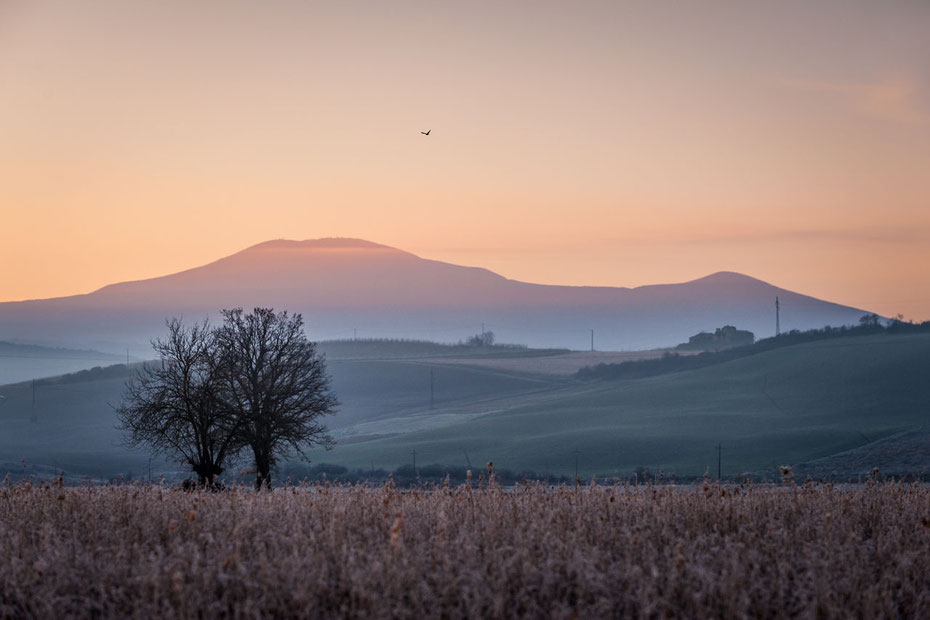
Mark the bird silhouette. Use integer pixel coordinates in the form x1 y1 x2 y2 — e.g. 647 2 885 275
420 129 431 136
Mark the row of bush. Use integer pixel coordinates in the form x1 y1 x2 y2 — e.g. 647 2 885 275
578 317 930 381
276 462 576 486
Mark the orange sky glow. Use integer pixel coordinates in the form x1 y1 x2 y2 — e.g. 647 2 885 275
1 1 929 320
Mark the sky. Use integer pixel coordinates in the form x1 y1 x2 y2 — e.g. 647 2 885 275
1 0 929 320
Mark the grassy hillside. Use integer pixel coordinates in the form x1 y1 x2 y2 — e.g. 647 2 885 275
3 332 928 481
793 429 930 479
0 371 158 478
0 341 127 385
0 356 558 479
314 332 930 478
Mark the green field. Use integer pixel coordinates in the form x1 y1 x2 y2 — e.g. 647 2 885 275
0 372 157 479
311 332 930 478
0 341 127 386
0 348 556 480
2 333 928 480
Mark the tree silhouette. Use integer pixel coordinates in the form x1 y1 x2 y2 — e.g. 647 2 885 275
117 319 241 486
465 330 495 347
858 313 882 328
215 308 338 489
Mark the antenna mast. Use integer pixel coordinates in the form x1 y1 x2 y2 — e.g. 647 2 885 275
775 296 781 337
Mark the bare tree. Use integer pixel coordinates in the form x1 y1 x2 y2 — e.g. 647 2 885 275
215 308 338 489
117 319 242 487
465 330 495 347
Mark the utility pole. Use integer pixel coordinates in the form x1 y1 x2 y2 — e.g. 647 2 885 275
775 297 781 337
573 450 580 478
354 328 357 341
717 443 722 479
590 329 595 352
429 368 435 409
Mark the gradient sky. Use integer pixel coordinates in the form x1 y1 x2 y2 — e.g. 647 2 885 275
2 1 929 319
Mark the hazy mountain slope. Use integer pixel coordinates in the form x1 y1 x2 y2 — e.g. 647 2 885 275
0 238 870 352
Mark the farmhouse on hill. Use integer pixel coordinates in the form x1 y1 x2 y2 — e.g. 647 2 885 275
677 325 754 352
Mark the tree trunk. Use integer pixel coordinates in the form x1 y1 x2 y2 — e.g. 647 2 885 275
193 462 223 488
253 449 271 490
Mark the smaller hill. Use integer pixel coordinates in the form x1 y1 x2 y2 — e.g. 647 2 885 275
0 342 126 385
318 331 930 478
0 347 563 480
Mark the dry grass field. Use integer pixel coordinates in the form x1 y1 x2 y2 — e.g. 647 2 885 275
1 476 928 618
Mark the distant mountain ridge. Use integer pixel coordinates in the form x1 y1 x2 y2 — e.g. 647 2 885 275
0 238 871 353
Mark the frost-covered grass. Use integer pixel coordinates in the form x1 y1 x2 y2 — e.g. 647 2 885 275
1 477 928 618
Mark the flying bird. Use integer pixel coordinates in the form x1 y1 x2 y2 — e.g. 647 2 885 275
420 129 431 136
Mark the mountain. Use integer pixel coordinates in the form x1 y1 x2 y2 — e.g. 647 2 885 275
0 238 870 353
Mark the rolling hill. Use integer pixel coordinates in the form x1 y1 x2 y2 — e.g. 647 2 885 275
0 238 869 353
0 343 562 480
0 341 127 385
1 333 927 481
311 331 930 478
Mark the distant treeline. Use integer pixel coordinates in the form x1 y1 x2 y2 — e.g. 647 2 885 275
0 341 119 360
578 317 930 381
24 363 137 386
276 462 576 487
270 462 777 487
318 337 567 359
320 337 529 350
41 462 930 487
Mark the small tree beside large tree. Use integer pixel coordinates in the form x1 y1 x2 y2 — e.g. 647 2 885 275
117 319 241 487
118 308 338 488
